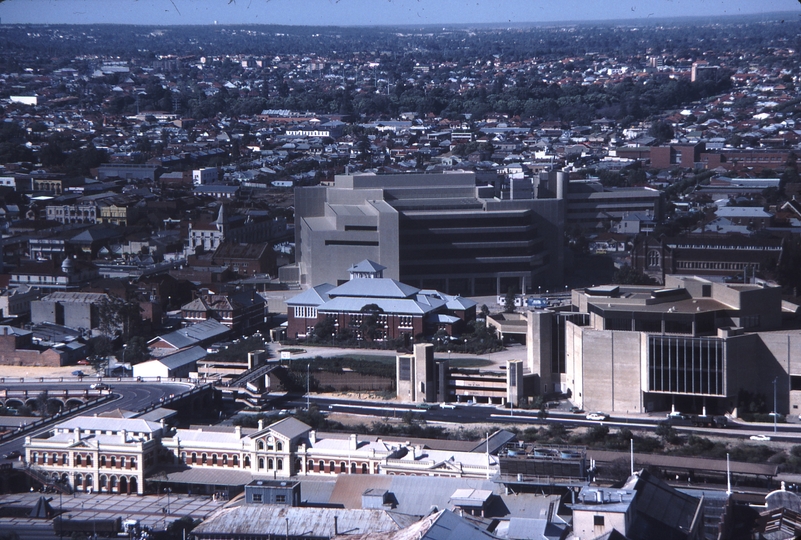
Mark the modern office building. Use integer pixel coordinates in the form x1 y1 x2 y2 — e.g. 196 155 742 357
564 181 663 229
292 171 564 296
524 276 801 416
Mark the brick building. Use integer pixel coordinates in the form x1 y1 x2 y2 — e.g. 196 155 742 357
286 260 476 341
632 234 784 284
0 325 65 366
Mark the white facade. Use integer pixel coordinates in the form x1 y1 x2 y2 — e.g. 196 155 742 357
25 417 163 495
193 167 218 186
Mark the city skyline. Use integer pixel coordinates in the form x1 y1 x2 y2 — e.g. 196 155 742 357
0 0 796 26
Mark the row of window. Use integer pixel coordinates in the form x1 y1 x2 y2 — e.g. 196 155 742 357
676 261 761 271
668 244 780 251
294 306 317 318
256 439 283 451
308 460 369 474
31 452 136 468
181 452 242 467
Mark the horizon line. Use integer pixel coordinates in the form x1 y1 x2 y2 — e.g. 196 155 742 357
0 10 795 29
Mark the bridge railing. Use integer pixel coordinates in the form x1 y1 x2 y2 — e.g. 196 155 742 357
0 375 220 385
134 382 217 415
0 393 116 444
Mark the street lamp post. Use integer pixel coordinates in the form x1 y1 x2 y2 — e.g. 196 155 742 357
774 377 778 434
306 363 310 411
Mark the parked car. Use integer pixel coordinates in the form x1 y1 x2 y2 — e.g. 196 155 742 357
749 434 771 442
586 412 609 421
71 370 85 377
76 359 90 365
3 450 20 459
441 403 458 409
570 406 585 414
90 383 109 390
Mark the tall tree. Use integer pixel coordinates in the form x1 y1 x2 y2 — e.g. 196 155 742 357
359 304 384 341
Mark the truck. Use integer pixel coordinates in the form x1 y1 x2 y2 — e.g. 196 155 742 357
53 516 121 537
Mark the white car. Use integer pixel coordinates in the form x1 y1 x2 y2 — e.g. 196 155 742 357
749 434 771 442
440 403 457 409
586 412 609 421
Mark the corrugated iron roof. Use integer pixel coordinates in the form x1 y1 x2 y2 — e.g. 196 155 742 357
192 505 407 537
336 510 497 540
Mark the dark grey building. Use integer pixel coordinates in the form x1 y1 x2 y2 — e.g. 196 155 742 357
245 479 301 506
292 171 564 296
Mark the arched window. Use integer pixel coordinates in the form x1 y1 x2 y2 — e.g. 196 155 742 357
100 456 106 467
191 453 197 465
233 455 239 467
181 453 187 464
130 458 136 469
31 453 37 464
276 441 283 451
202 453 208 465
244 456 250 468
42 453 48 464
62 454 67 466
222 455 228 466
362 463 368 474
647 249 661 268
340 462 346 473
258 458 265 470
75 455 82 466
257 440 265 450
100 476 107 490
110 457 116 468
329 461 335 473
212 454 218 465
277 459 283 470
268 458 274 470
86 455 92 467
308 460 315 472
350 463 356 474
119 457 125 468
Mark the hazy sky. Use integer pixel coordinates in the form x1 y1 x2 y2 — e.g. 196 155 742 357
0 0 797 26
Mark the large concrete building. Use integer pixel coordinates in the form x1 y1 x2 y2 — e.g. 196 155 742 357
292 171 564 296
396 343 529 406
524 276 801 416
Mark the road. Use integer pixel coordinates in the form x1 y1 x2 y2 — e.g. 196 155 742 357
279 395 801 443
0 381 193 459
